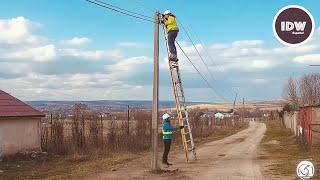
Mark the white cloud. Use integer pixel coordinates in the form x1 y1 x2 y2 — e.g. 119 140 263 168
293 54 320 64
5 44 56 62
232 40 264 46
252 78 267 84
210 43 229 50
61 49 123 59
112 56 151 71
62 37 91 46
0 16 43 44
250 60 272 69
118 42 146 48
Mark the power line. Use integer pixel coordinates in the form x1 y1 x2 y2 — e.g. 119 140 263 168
182 22 238 96
176 41 228 102
86 0 231 102
178 23 233 101
95 0 153 19
85 0 154 23
130 0 156 13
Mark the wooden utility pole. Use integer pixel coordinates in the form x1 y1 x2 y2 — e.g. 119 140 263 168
151 11 160 170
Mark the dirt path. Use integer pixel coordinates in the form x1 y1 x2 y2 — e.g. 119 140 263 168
82 121 266 180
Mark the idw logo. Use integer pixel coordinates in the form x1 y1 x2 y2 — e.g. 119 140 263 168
281 21 306 32
273 5 314 46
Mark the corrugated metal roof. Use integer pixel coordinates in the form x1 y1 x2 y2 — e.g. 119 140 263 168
0 90 45 118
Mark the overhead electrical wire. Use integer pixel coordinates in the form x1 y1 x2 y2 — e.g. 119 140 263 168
180 21 238 96
85 0 154 23
178 23 233 100
85 0 232 102
176 41 229 102
124 1 237 102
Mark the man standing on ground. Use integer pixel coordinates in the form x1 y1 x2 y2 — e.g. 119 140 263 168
162 113 184 166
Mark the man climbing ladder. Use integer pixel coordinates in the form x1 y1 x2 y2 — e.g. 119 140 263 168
161 10 197 162
161 10 179 61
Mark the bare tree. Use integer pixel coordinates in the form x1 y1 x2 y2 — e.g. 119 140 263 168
283 77 299 108
299 73 320 105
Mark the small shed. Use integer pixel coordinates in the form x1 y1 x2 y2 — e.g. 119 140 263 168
0 90 45 156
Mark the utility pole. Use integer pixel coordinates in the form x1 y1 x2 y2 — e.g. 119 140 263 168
151 11 160 171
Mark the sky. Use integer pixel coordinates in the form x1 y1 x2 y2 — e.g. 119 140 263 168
0 0 319 102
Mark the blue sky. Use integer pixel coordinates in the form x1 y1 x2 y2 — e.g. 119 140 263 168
0 0 319 102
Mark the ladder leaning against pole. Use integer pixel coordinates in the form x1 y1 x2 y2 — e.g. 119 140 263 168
162 26 197 162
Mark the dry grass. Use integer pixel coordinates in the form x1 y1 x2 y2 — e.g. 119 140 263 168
0 120 248 180
261 120 320 178
0 153 140 180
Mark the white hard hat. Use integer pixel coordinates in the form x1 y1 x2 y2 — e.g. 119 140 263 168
162 113 171 120
163 10 171 15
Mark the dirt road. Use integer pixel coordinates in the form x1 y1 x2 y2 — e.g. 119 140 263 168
82 121 266 180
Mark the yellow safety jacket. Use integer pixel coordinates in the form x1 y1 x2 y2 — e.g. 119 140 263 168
164 15 179 32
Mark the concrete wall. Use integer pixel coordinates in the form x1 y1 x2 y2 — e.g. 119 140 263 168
283 111 298 136
0 117 41 156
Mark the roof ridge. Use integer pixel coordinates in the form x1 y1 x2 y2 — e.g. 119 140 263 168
0 90 45 118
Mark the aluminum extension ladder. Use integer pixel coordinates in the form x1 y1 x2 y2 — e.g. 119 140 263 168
162 27 197 162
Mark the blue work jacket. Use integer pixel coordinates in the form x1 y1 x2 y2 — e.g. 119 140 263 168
162 121 179 139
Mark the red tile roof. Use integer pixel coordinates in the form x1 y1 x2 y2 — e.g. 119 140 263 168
0 90 45 118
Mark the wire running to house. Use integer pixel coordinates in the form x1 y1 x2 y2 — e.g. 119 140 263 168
85 0 154 23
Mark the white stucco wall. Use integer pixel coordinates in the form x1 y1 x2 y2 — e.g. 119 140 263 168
283 111 298 136
0 117 41 156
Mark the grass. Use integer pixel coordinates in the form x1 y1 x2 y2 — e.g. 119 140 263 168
0 153 140 180
0 122 248 180
261 120 320 179
193 122 248 144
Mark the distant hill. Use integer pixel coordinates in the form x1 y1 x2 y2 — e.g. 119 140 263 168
26 100 206 114
25 99 284 116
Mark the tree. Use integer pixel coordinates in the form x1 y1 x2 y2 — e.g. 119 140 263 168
299 73 320 105
282 77 299 108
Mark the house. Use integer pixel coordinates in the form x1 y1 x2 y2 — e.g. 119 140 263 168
0 90 45 156
214 112 224 120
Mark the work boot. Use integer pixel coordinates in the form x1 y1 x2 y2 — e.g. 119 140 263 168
166 162 173 166
169 54 178 62
162 161 169 167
